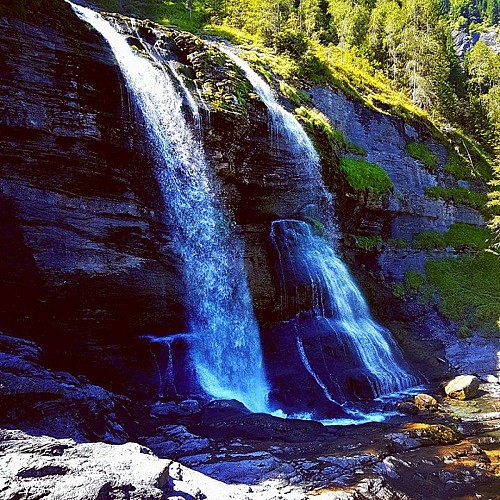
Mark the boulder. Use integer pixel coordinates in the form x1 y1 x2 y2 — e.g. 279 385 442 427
414 393 438 411
396 401 419 415
445 375 480 400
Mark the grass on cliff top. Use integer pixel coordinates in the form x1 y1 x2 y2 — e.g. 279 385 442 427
425 252 500 336
89 0 204 31
69 3 492 182
34 0 491 182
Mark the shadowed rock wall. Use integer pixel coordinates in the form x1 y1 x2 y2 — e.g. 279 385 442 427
0 1 185 386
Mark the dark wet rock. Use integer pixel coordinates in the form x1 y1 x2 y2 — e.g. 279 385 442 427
194 409 324 443
151 399 202 418
180 399 201 413
142 425 211 459
151 401 183 417
396 401 419 416
445 375 480 400
204 399 252 413
386 423 461 453
264 318 378 417
0 333 129 442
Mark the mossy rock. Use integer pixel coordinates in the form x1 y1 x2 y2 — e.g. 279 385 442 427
386 423 462 452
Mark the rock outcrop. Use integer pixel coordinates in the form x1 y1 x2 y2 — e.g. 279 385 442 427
0 430 170 500
310 86 483 245
453 26 500 59
0 333 129 441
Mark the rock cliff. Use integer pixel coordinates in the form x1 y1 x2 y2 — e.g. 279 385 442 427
0 0 186 390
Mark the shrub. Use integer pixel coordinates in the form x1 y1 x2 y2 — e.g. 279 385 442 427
304 216 324 236
388 239 409 249
406 142 438 170
273 29 308 57
458 325 472 338
393 282 406 299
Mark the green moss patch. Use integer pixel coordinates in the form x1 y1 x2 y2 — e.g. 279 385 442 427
425 252 500 336
412 224 491 251
445 152 473 180
348 234 383 252
340 158 393 195
295 107 347 155
406 142 438 171
413 231 446 250
404 270 425 293
444 223 491 250
424 186 488 210
279 81 311 107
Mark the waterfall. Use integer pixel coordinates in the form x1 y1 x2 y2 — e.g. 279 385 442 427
69 3 270 412
218 45 319 169
271 220 419 400
224 48 419 405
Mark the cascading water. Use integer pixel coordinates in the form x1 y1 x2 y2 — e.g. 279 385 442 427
224 48 419 413
69 3 270 412
271 220 419 400
218 45 320 172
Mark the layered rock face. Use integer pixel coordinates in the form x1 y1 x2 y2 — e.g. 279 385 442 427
0 1 185 388
310 87 484 283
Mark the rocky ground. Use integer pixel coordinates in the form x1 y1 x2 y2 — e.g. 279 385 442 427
1 332 499 499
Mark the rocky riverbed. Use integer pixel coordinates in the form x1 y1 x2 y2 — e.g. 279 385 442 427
1 332 499 499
